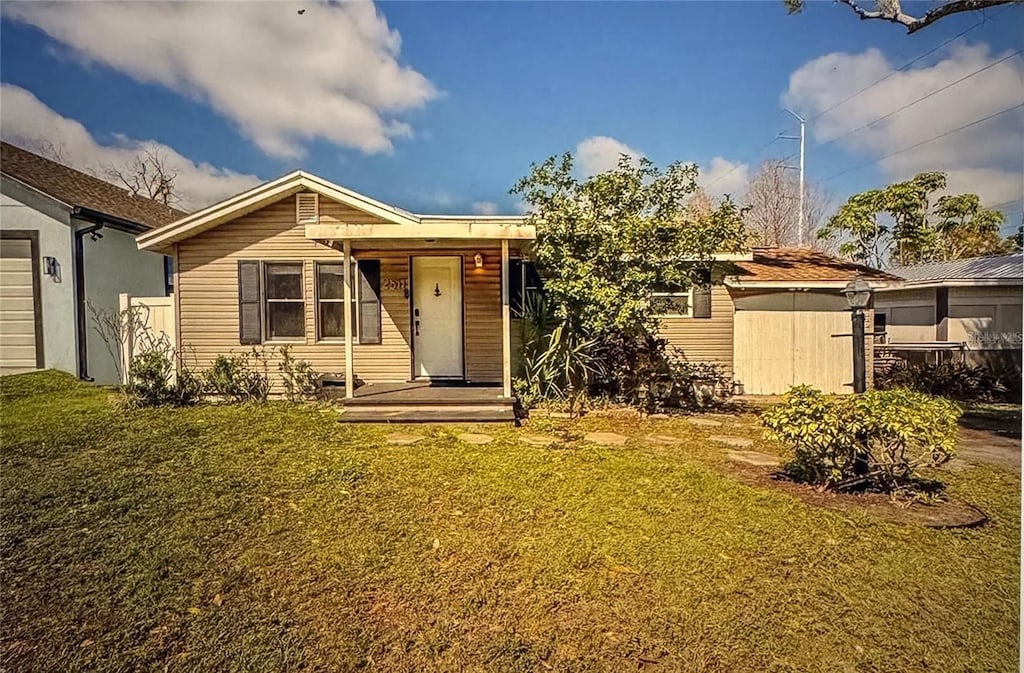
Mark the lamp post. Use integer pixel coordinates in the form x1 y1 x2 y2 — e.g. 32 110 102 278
843 276 872 394
844 276 873 480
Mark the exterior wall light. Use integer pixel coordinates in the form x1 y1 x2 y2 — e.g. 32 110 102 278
474 252 484 268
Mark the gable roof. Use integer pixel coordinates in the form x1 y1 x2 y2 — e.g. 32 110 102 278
727 247 901 288
136 169 528 251
885 253 1023 287
1 141 187 230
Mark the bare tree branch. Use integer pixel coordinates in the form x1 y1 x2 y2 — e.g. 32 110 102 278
833 0 1018 33
103 146 180 206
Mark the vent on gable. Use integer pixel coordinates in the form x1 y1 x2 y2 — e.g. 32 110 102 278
296 192 319 224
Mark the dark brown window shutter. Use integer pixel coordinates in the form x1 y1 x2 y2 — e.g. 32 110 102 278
692 269 712 319
238 260 262 344
357 260 381 345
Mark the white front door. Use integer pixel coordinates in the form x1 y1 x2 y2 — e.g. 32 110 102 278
412 256 464 379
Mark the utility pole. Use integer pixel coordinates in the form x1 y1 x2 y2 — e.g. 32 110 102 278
780 108 806 246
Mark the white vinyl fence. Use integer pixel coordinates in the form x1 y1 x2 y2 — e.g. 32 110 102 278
119 293 176 385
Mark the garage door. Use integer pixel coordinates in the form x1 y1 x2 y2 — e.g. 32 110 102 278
0 238 41 374
733 292 853 395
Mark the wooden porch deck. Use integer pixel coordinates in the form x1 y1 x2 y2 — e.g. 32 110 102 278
332 382 516 423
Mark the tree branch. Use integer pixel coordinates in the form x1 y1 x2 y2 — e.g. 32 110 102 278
835 0 1019 33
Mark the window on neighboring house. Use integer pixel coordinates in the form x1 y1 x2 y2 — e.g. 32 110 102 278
652 287 693 317
163 256 175 296
653 269 712 319
508 258 544 318
264 262 305 340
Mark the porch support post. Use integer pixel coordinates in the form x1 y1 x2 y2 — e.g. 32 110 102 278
501 239 512 399
343 239 354 399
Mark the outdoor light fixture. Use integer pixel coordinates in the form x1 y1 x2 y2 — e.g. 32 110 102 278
474 252 484 268
843 276 872 310
843 275 873 395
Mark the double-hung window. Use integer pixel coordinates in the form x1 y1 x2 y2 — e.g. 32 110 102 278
264 263 305 340
316 263 347 339
315 260 381 344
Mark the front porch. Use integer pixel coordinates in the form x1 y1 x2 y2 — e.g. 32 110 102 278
333 381 516 423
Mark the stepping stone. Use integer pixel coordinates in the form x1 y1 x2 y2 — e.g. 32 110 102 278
710 435 754 448
386 434 423 446
458 433 494 445
726 450 780 467
520 434 560 447
646 434 682 445
689 418 723 427
944 458 974 473
585 432 628 446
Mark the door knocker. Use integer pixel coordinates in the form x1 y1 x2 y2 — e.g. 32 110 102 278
434 283 441 297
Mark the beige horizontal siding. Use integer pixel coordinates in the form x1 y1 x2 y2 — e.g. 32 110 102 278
177 195 506 385
656 285 734 376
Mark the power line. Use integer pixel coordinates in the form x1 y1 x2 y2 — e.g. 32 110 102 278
702 136 781 190
808 8 1005 123
815 50 1021 149
821 102 1024 182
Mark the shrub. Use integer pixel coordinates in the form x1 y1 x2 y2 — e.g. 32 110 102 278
203 349 270 403
277 345 321 402
123 350 202 408
671 359 730 409
876 360 1011 402
762 386 961 498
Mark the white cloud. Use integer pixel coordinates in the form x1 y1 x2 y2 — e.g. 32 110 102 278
1 84 262 211
2 1 438 160
575 136 644 176
472 201 499 215
784 43 1024 207
698 156 750 201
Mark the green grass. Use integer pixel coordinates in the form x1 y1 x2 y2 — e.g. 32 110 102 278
1 371 1019 672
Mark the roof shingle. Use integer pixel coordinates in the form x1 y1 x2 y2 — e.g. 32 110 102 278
1 141 187 230
732 247 899 284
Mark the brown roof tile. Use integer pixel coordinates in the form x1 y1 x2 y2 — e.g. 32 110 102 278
733 247 900 283
1 141 187 229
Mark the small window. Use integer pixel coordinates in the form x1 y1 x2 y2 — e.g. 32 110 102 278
653 288 693 318
509 259 544 318
265 262 305 339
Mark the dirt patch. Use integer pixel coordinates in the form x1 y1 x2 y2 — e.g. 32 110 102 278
956 427 1021 472
723 461 988 528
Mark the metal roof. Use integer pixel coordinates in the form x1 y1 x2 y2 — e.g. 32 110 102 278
887 253 1023 285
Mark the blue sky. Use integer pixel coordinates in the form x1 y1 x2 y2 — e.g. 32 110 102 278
1 1 1021 228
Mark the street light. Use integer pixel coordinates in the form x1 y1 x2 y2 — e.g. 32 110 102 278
843 276 872 394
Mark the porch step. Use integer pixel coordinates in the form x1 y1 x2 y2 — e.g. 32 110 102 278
338 405 516 424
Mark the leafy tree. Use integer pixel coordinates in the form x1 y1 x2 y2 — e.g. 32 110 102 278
818 189 889 267
933 193 1013 260
819 171 1013 267
512 153 748 338
784 0 1019 34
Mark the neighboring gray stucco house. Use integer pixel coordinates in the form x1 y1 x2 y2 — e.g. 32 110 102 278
0 141 185 384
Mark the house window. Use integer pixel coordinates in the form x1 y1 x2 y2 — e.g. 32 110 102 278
316 263 347 339
315 260 381 344
653 288 693 317
653 269 712 319
264 262 305 340
508 259 543 318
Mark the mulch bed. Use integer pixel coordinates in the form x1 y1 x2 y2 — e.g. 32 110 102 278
724 460 988 529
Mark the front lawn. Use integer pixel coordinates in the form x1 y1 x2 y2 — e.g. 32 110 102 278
1 372 1019 672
